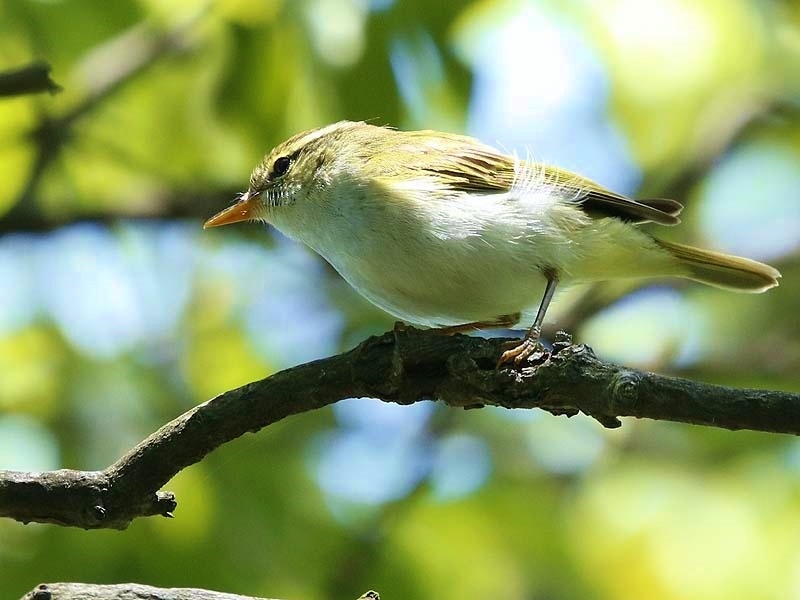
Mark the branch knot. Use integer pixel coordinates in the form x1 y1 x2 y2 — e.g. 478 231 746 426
609 370 641 406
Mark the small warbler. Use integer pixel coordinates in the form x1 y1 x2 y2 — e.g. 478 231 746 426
204 121 781 365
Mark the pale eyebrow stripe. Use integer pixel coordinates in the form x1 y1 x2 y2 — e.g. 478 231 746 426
293 121 360 148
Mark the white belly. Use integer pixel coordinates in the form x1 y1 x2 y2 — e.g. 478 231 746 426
281 190 564 326
329 234 550 326
271 182 679 327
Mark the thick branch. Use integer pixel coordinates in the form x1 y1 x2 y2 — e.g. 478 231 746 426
2 329 798 529
20 583 379 600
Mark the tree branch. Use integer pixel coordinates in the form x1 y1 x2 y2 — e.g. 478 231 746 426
2 329 797 530
6 14 202 225
0 62 61 97
0 188 239 234
20 583 379 600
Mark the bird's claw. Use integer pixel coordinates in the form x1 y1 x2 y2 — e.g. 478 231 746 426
496 337 546 368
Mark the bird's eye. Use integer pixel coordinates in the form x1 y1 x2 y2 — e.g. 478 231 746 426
272 156 291 178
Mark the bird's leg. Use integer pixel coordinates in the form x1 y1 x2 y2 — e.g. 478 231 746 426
497 272 559 367
434 313 521 335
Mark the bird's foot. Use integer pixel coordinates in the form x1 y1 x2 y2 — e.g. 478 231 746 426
496 337 547 368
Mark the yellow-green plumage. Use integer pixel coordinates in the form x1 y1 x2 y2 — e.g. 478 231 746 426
206 121 780 362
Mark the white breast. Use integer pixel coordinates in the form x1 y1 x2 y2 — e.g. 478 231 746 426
270 168 678 327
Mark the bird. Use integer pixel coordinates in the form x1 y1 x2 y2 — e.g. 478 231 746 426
204 121 781 366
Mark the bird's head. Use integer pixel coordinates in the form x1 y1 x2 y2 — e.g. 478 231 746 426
203 121 374 230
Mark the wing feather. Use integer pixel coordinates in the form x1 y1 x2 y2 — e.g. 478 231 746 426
418 142 682 226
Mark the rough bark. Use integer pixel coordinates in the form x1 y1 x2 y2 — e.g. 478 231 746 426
2 329 798 530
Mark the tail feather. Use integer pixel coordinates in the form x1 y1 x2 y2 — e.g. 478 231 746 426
655 239 781 293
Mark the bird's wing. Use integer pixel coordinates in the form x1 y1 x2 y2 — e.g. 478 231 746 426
543 165 682 226
423 145 682 226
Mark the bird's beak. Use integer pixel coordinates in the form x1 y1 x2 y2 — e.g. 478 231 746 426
203 191 261 229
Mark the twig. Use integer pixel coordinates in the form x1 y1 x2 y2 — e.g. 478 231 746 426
20 583 379 600
8 15 201 222
0 61 61 97
0 188 239 234
1 329 797 530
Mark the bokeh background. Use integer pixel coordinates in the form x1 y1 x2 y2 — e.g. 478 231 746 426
2 0 800 598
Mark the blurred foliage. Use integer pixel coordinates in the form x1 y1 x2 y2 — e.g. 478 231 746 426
1 0 800 599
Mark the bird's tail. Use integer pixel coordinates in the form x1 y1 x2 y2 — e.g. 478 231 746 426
655 239 781 293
